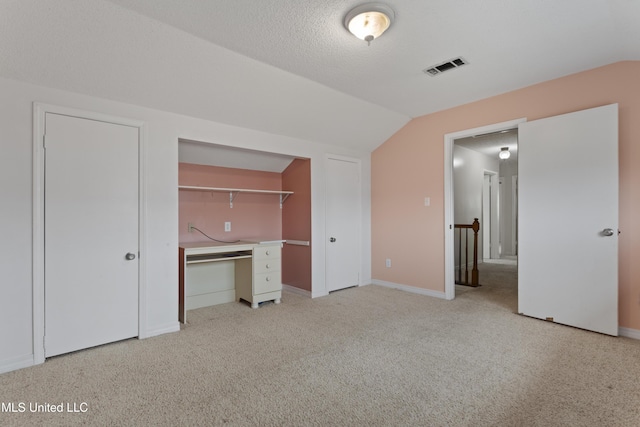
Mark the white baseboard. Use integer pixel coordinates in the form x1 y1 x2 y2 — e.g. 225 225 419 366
371 280 447 300
618 326 640 340
282 284 312 298
142 322 180 339
0 354 34 375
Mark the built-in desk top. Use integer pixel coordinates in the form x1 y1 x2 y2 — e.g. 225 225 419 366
179 240 285 255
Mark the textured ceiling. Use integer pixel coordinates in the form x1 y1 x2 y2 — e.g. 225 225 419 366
105 0 640 118
1 0 638 154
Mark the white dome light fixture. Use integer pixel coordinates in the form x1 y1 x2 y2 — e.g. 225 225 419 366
344 3 395 46
499 147 511 160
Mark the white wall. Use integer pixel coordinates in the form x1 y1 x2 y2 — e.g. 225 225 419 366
453 145 500 263
0 76 372 373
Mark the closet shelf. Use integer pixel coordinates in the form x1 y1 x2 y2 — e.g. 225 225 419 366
178 185 293 208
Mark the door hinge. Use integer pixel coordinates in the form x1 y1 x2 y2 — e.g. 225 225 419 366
43 134 47 149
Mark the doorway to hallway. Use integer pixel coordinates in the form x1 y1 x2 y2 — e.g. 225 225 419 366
444 118 524 300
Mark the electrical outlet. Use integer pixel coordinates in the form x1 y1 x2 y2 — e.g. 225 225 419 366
188 222 195 233
386 258 391 268
224 222 231 232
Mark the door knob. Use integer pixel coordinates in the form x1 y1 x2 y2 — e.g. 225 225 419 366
125 252 136 260
601 228 615 237
329 237 336 242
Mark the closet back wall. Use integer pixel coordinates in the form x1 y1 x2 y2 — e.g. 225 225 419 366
179 163 283 243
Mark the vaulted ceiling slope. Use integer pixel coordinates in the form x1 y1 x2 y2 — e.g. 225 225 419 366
1 1 638 152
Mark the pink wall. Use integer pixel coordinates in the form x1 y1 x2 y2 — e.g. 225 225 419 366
372 61 640 329
282 159 312 291
179 163 283 243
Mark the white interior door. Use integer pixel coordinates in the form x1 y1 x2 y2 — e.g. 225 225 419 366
45 112 139 357
490 174 499 259
482 172 500 260
482 174 491 260
512 175 518 255
325 157 360 292
518 104 618 336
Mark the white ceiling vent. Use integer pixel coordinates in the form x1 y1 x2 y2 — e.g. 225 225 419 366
423 57 468 76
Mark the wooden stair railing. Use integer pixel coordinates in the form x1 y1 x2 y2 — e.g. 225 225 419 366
454 218 480 287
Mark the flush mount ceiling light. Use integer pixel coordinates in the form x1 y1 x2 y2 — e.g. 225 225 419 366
499 147 511 160
344 3 395 45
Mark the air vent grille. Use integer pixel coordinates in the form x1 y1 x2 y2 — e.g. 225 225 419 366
423 57 468 76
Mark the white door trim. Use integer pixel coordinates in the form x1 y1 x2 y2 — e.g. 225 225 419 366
32 103 148 365
444 118 525 300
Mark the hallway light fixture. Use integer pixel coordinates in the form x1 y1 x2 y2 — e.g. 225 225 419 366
499 147 511 160
344 3 394 45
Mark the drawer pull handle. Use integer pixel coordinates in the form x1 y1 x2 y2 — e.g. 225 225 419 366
265 250 270 255
266 264 270 269
266 277 271 282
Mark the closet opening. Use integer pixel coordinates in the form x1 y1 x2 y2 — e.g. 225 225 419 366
177 139 312 319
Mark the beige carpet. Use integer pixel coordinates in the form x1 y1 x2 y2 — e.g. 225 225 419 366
2 263 640 426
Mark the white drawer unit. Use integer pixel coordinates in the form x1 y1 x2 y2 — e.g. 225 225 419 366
178 241 283 323
236 244 282 308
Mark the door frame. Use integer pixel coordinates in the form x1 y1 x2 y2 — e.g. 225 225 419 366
444 118 525 300
32 103 148 365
